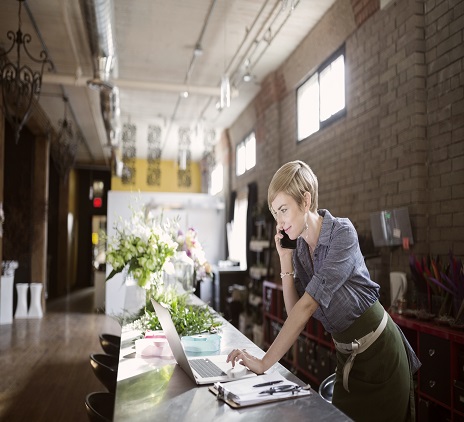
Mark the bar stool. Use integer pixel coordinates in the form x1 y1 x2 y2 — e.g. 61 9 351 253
99 334 121 357
84 391 115 422
89 353 118 394
319 372 335 403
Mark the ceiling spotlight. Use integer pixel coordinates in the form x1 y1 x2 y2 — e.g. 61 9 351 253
194 43 203 56
243 72 253 83
180 91 189 98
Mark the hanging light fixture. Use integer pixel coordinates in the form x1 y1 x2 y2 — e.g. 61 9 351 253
147 125 162 186
220 74 230 109
177 127 192 187
220 3 230 109
121 121 137 185
50 97 79 181
0 0 53 143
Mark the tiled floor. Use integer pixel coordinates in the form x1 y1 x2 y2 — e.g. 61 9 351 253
0 287 121 422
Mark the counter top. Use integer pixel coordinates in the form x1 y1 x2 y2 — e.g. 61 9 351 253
113 296 352 422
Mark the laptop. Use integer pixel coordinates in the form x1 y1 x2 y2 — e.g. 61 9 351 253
151 298 256 385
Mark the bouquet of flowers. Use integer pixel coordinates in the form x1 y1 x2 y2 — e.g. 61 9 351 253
172 226 213 281
106 207 178 289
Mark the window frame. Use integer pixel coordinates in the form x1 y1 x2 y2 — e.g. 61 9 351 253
296 44 346 142
235 131 256 177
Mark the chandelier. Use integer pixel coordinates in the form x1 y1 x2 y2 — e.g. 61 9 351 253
50 97 79 180
0 0 53 143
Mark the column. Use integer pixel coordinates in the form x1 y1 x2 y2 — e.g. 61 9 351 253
31 135 50 313
0 93 4 262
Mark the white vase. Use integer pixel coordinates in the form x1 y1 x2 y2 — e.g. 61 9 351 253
14 283 29 319
173 251 195 293
0 275 14 324
28 283 44 319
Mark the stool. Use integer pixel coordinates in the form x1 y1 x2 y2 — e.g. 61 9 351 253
89 353 118 393
319 373 335 403
99 334 121 357
85 391 114 422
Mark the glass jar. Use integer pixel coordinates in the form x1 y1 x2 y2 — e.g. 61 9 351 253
173 251 195 293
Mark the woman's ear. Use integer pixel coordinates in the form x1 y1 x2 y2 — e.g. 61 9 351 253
303 192 311 211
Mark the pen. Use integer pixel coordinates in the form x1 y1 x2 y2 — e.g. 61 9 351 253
253 380 283 388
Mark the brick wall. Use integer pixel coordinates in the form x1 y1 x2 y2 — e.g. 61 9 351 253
220 0 464 293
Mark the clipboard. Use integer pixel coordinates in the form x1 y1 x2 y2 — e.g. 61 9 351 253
208 383 311 408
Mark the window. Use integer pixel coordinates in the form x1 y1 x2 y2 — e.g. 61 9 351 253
209 163 223 195
297 46 346 141
236 132 256 176
226 189 248 269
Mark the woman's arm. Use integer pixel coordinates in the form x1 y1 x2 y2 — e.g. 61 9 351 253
282 275 300 313
227 292 319 373
262 292 318 371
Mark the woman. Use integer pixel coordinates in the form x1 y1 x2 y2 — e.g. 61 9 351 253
227 160 420 422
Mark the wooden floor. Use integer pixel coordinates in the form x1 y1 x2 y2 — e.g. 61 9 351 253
0 287 121 422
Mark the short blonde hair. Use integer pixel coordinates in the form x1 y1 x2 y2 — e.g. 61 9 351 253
268 160 319 215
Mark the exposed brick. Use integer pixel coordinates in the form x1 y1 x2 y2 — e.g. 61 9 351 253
225 0 463 284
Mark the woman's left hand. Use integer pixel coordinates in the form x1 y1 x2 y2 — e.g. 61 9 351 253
226 349 266 374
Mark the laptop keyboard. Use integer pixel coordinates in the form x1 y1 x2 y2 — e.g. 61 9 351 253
190 358 227 378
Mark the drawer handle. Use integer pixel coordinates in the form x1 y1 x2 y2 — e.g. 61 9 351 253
428 349 435 357
429 380 436 388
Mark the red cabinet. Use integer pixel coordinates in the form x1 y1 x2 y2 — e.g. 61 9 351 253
392 314 464 421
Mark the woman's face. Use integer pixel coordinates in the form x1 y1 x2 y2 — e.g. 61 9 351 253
271 192 306 240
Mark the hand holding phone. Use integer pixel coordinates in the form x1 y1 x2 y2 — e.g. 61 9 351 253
280 230 297 249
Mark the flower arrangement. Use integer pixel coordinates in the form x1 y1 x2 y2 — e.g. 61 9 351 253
106 207 178 288
172 226 213 281
409 252 464 320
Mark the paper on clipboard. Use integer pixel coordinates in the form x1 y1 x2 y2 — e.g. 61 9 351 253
213 372 310 407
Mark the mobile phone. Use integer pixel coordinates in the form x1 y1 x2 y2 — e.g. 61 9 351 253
280 230 297 249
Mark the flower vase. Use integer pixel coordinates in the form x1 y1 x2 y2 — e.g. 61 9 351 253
0 275 14 324
173 251 195 293
124 271 148 317
28 283 44 319
14 283 29 319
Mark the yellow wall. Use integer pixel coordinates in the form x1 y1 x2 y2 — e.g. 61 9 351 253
111 159 202 193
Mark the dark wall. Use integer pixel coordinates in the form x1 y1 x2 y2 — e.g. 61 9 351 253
75 168 110 291
2 122 34 283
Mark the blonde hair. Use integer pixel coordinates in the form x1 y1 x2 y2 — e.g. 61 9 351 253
268 160 318 215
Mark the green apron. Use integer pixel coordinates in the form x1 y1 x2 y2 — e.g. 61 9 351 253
331 301 412 422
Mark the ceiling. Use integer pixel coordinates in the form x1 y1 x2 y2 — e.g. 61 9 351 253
0 0 336 168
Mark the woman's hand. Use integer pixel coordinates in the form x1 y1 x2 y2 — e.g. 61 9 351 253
274 227 293 260
226 349 266 374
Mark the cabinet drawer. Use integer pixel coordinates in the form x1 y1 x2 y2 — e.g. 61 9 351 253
454 380 464 414
419 333 450 405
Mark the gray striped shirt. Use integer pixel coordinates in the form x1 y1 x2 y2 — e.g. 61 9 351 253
293 209 380 334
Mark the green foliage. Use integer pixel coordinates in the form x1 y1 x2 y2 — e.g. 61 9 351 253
105 205 178 288
130 288 222 337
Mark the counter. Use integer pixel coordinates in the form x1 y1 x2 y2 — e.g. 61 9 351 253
113 295 352 422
